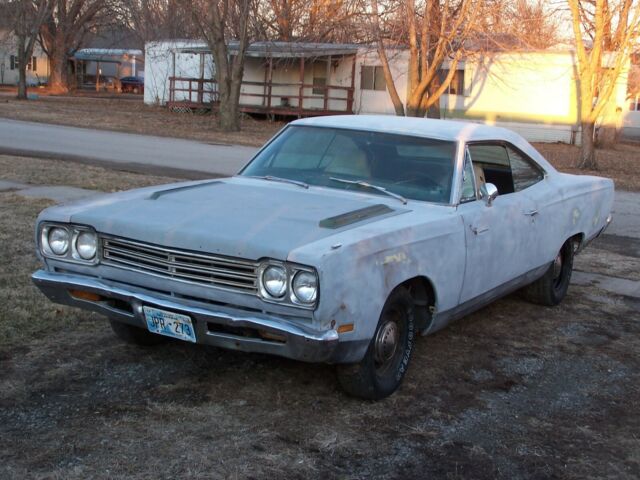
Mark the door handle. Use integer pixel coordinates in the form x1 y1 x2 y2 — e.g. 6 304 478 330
470 225 489 235
523 209 539 216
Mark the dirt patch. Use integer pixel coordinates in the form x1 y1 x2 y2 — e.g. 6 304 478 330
0 95 282 147
0 171 639 478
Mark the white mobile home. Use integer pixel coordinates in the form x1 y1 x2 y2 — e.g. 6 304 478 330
145 40 629 144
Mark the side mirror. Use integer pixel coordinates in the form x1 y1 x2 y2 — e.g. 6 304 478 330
480 183 499 206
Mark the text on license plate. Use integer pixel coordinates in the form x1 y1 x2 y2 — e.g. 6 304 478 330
143 306 196 343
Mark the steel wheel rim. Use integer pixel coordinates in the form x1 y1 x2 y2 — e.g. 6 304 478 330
373 308 405 375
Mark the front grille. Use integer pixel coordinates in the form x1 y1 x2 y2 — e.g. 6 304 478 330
101 237 258 293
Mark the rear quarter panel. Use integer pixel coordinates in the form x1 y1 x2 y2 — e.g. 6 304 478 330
539 172 614 258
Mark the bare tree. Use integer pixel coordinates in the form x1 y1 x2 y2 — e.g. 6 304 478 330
117 0 197 43
39 0 107 93
370 0 480 117
568 0 640 169
476 0 559 50
188 0 254 131
260 0 365 42
3 0 53 99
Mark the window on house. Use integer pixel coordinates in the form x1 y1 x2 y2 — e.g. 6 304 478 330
29 56 37 71
312 61 327 95
361 65 386 91
10 55 17 70
630 96 640 111
439 69 465 95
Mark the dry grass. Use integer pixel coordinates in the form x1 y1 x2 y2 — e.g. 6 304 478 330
534 142 640 191
0 193 94 346
0 94 282 147
0 155 180 192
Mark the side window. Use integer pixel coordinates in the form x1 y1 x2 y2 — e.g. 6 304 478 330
467 144 514 195
507 146 544 192
460 149 476 203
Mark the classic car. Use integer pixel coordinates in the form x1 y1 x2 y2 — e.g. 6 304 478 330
32 116 614 400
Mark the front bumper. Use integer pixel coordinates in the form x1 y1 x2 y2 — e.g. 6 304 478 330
32 270 340 363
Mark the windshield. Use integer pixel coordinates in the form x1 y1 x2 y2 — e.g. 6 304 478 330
241 126 457 204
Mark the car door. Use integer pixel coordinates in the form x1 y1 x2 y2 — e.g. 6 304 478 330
457 143 540 305
502 144 555 270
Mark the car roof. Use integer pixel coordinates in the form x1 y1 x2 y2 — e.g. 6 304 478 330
291 115 556 172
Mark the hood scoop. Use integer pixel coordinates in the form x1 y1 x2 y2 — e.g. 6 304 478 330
148 181 221 200
319 204 395 229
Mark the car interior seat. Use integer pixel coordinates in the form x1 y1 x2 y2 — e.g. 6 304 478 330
474 164 486 195
324 135 371 178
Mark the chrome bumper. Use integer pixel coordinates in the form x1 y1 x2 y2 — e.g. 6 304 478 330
32 270 339 363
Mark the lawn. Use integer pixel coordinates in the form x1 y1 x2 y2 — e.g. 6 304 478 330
0 155 639 479
0 94 282 147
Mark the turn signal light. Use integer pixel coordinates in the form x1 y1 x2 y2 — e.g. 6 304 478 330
337 324 354 334
69 290 102 302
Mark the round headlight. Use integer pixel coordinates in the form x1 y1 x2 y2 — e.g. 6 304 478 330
292 271 318 304
262 265 287 298
48 227 69 255
76 231 97 260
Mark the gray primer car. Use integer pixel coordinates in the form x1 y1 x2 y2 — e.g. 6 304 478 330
32 116 614 399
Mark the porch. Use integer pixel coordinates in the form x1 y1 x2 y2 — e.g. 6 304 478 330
166 42 358 117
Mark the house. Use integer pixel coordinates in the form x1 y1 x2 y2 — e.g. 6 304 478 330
72 28 144 90
145 40 630 145
0 19 49 86
145 41 359 115
73 48 144 90
622 51 640 140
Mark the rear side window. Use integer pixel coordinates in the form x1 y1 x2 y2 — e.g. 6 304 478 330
468 143 544 195
507 146 544 191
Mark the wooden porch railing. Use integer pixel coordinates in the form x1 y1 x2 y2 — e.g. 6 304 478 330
168 76 355 116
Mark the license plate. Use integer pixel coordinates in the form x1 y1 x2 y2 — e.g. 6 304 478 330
143 306 196 343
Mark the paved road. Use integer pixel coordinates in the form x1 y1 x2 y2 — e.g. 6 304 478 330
0 118 258 178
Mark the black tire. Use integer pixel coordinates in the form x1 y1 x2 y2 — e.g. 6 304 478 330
336 287 415 400
109 319 167 346
523 240 574 306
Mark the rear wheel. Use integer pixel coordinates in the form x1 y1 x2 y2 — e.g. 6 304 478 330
110 319 167 346
336 287 415 400
523 240 574 306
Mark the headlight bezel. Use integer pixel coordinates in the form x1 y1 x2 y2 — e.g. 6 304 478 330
39 222 100 265
257 260 319 309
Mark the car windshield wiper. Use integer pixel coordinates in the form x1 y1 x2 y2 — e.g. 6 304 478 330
246 175 309 189
330 177 407 204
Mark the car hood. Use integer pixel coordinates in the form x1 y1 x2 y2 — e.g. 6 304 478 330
63 177 408 261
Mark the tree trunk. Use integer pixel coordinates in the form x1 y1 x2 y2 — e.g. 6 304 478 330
217 78 241 131
16 35 27 100
48 38 70 93
578 122 598 170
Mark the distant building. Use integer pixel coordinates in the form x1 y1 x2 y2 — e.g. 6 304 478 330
145 40 630 145
0 29 49 86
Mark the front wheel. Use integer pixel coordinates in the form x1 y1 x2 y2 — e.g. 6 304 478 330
336 287 415 400
522 240 574 306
